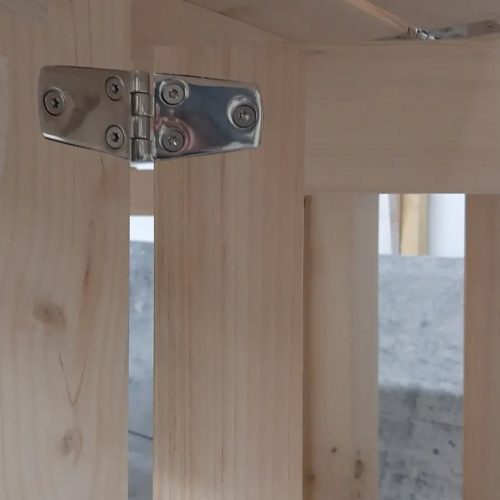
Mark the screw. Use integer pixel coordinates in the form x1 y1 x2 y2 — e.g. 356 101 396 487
105 76 124 101
105 125 125 149
232 104 257 129
161 81 186 106
160 128 186 153
43 88 66 116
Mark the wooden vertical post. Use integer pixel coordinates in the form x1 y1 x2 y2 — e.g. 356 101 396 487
464 195 500 500
400 194 428 256
304 193 379 500
154 45 305 500
0 2 130 499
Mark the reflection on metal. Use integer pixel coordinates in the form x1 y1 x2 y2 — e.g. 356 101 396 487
154 74 262 160
382 20 500 41
38 66 262 164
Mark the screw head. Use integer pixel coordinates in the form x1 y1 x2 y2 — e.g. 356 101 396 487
161 81 186 106
105 76 124 101
160 128 186 153
105 125 125 149
232 104 257 129
43 88 66 116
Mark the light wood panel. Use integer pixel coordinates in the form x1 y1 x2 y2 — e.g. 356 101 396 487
132 0 284 69
182 0 402 43
130 169 153 215
0 2 130 499
0 0 46 19
154 44 305 500
464 195 500 500
400 194 428 255
304 194 379 500
306 41 500 194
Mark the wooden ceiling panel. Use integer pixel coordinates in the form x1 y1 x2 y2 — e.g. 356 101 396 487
183 0 403 42
372 0 500 31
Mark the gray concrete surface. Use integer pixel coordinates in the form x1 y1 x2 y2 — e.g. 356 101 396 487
379 256 463 500
128 243 465 499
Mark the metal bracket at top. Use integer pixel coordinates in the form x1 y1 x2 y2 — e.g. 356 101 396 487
38 66 262 163
382 19 500 41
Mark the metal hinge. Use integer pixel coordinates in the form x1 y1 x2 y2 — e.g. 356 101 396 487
39 66 262 163
381 19 500 41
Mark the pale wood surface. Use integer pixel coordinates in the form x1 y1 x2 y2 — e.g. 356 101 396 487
132 0 283 69
130 169 154 215
182 0 403 43
0 0 46 19
306 42 500 194
400 194 428 256
154 44 305 500
183 0 500 43
304 194 379 500
0 2 130 499
464 195 500 500
0 55 6 177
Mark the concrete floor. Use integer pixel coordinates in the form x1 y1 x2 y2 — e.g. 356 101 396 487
129 243 464 499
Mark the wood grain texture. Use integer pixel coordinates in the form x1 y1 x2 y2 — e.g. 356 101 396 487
400 194 428 256
0 56 6 177
154 44 305 500
306 42 500 193
0 2 130 499
464 195 500 500
181 0 401 43
0 0 46 20
130 169 153 215
132 0 283 69
304 194 379 500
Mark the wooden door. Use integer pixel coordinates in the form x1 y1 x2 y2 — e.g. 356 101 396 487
0 2 130 500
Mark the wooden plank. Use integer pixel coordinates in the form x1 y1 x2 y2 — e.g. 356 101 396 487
464 195 500 500
0 0 47 20
304 194 379 500
0 2 130 500
181 0 403 43
130 169 153 215
400 194 428 255
306 42 500 194
154 44 305 500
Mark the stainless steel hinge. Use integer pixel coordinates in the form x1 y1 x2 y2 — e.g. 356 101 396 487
39 66 262 163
